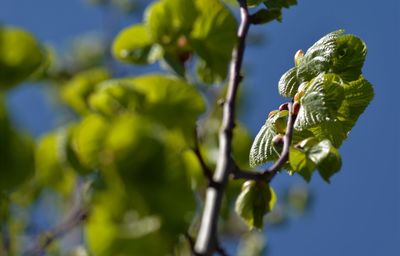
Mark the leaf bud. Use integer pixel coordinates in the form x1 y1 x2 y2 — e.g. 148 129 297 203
294 90 305 103
177 35 188 48
294 49 304 66
279 103 289 111
272 134 284 145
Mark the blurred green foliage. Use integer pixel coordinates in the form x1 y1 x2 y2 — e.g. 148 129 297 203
0 0 372 255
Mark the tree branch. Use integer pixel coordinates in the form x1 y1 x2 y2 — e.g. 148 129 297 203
231 102 298 182
26 207 88 256
193 1 251 255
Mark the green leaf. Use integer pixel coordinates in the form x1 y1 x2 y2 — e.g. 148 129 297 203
251 8 282 25
101 115 166 183
112 24 156 64
190 0 237 81
297 30 345 81
295 73 345 130
196 58 220 84
0 96 35 192
308 121 347 148
85 190 171 256
0 130 34 192
35 130 77 194
338 76 374 130
308 140 342 182
233 124 253 169
249 111 288 167
289 147 315 182
71 114 110 169
278 67 299 97
0 26 45 89
61 68 110 115
144 0 198 45
161 52 186 77
126 74 206 130
297 30 367 82
88 81 146 117
330 35 367 81
263 0 297 9
237 232 267 256
235 181 276 229
279 30 368 99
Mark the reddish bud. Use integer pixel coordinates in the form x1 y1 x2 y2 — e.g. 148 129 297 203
279 103 289 111
177 35 188 48
272 134 284 145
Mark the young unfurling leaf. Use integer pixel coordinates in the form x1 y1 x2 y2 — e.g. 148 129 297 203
235 181 276 229
249 110 288 167
278 30 367 97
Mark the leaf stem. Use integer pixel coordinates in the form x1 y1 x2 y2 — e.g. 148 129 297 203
26 207 88 256
193 0 251 255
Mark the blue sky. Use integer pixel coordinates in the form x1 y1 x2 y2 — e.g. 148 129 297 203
1 0 399 255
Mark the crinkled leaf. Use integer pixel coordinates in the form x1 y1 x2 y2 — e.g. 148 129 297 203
297 30 344 81
289 147 315 182
112 24 156 64
330 35 367 81
338 76 374 130
297 30 367 82
308 121 347 148
295 74 345 130
291 128 315 145
278 67 299 97
280 30 368 98
190 0 237 81
249 123 278 167
235 181 276 229
249 111 288 167
308 140 342 182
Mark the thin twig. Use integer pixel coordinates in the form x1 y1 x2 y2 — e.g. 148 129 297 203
193 127 213 182
26 207 89 256
232 102 298 182
194 0 251 255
